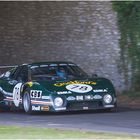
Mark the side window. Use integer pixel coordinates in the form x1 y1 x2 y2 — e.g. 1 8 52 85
2 68 17 79
16 66 28 82
10 66 28 82
9 68 17 78
10 67 22 80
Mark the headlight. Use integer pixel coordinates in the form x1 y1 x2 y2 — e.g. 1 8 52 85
54 97 63 107
103 94 112 104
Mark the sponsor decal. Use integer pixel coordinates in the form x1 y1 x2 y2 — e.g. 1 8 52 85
76 95 83 100
13 83 22 107
67 96 76 101
8 80 18 85
85 95 92 100
57 91 72 95
30 90 42 98
41 106 49 111
42 96 50 100
93 89 108 93
32 106 40 111
54 80 96 87
93 95 102 99
66 84 93 93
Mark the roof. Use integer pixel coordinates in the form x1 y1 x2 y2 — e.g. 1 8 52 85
28 61 76 66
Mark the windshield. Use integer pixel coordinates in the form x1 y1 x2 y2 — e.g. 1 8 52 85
30 64 88 81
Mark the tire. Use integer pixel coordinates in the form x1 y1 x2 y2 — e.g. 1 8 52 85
23 91 32 114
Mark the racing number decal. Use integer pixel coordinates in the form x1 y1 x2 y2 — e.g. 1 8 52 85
66 84 92 93
71 85 88 91
13 83 22 107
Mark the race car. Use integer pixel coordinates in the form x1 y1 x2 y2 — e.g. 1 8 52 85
0 61 117 114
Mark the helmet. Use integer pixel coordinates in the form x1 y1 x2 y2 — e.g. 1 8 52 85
57 68 66 78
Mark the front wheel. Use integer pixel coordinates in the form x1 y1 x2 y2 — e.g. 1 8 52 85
23 91 32 114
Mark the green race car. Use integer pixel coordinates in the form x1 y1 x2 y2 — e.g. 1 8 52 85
0 61 117 114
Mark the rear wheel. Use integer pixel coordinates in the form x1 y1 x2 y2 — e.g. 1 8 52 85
23 91 32 114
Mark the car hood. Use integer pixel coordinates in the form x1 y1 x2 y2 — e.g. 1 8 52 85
35 77 114 94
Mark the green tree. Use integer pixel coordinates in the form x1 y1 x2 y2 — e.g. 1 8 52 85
112 1 140 91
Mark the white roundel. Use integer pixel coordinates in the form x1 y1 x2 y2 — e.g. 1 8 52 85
13 83 22 107
66 84 92 93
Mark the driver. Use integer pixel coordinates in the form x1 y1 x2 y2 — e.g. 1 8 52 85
56 67 66 79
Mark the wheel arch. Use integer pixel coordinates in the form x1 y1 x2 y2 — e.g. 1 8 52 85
21 84 30 98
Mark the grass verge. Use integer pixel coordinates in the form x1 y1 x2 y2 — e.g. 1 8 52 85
0 125 139 139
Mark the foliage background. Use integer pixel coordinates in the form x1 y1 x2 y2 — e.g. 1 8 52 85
112 1 140 92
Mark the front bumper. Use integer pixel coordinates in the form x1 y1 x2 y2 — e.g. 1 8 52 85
31 99 116 112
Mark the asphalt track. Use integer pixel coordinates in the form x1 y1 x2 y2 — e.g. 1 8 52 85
0 108 140 135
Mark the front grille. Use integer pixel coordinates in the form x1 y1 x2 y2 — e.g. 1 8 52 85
67 101 103 111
